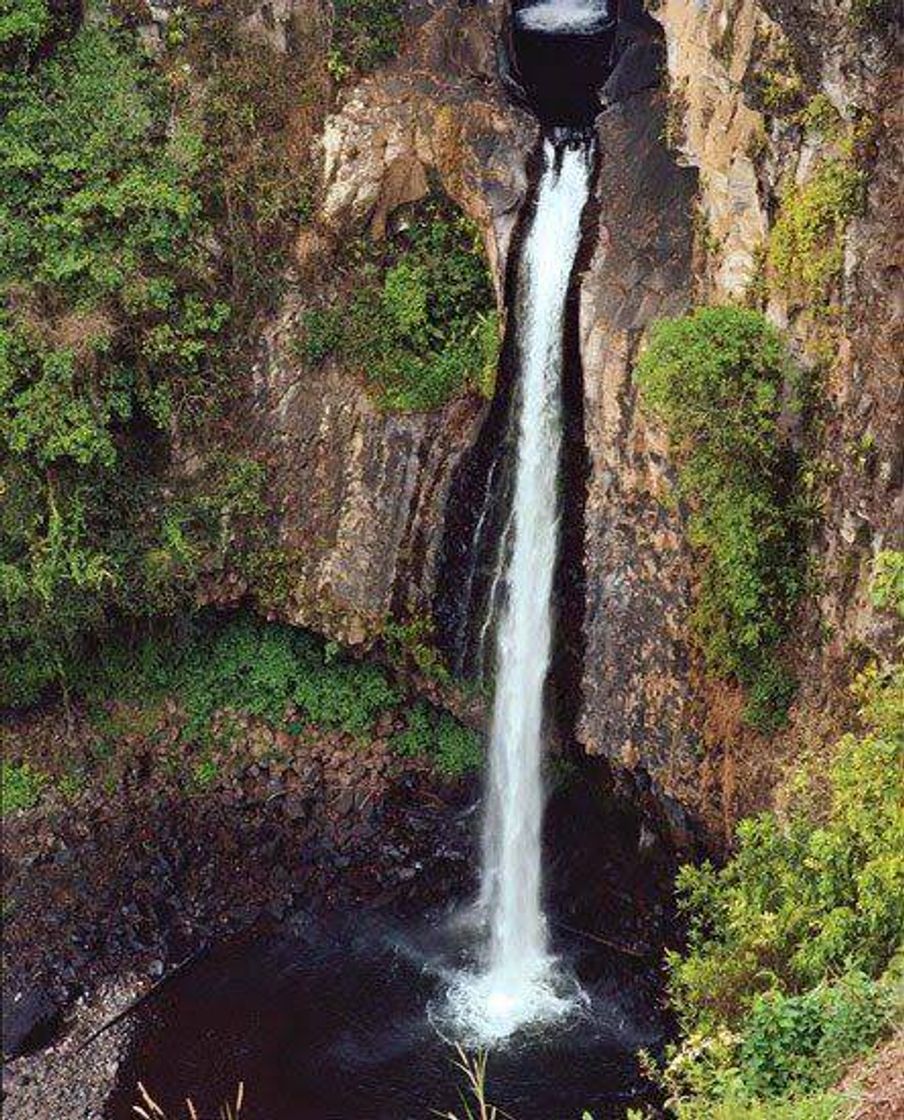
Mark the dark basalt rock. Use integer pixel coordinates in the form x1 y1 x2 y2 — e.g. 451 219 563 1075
2 985 64 1061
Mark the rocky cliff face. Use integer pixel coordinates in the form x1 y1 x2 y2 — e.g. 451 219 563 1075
576 83 700 841
575 0 902 844
209 0 899 846
235 0 536 645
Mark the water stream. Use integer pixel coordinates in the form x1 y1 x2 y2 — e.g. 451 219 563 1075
450 139 596 1042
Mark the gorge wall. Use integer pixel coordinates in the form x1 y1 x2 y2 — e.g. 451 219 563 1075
165 0 901 848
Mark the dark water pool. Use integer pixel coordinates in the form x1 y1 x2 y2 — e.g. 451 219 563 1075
106 903 668 1120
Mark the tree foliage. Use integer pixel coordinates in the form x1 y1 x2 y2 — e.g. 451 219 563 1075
302 200 501 412
637 306 810 731
657 559 904 1117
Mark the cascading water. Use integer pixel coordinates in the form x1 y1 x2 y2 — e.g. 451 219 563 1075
450 138 595 1042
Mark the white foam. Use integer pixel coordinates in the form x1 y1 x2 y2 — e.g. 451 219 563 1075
516 0 611 34
446 961 579 1045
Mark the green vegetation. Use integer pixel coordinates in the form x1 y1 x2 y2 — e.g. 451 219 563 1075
636 307 809 731
648 554 904 1118
39 610 480 780
302 199 500 412
1 759 48 813
798 95 842 141
329 0 404 77
0 5 328 706
181 7 327 315
391 700 482 778
869 549 904 612
384 615 453 684
756 44 804 116
0 15 261 705
76 612 402 740
768 157 865 305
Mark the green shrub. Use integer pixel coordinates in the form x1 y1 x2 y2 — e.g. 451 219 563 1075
869 549 904 615
739 973 893 1098
383 615 452 683
636 307 808 728
768 157 865 304
1 759 48 813
670 665 903 1024
0 9 324 705
188 14 324 316
742 659 797 734
0 23 238 703
659 631 903 1117
99 613 403 740
302 199 500 412
0 0 50 68
391 700 482 777
331 0 404 76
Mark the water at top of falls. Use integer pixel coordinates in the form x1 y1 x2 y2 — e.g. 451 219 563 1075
516 0 613 35
447 139 595 1044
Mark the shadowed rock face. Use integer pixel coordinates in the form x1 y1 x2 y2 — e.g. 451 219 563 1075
509 0 618 137
576 89 699 843
232 1 537 646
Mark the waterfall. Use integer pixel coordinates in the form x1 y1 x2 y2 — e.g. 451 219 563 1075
450 138 594 1042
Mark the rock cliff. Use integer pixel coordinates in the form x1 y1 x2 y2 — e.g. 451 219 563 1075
196 0 900 846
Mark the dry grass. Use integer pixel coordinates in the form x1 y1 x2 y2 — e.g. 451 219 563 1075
132 1080 244 1120
434 1045 511 1120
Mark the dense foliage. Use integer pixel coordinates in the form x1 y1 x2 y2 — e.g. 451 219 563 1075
77 612 400 737
64 610 481 774
303 200 501 411
329 0 404 77
636 307 809 730
392 700 483 778
0 16 265 705
768 156 865 305
650 556 904 1118
1 759 47 813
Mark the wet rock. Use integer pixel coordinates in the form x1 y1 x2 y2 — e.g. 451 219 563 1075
2 986 63 1060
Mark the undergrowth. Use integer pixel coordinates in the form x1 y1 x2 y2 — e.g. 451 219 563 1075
55 611 482 777
637 306 810 731
301 197 500 412
391 700 482 778
641 553 904 1119
0 759 47 814
329 0 404 78
767 156 865 306
0 9 306 706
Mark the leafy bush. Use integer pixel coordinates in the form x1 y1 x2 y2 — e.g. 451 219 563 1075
739 973 893 1098
0 6 327 705
768 157 865 304
670 662 903 1024
330 0 404 76
302 199 500 412
383 615 452 683
658 619 903 1118
636 307 808 729
0 22 239 703
1 759 47 813
79 613 403 740
392 701 482 777
869 549 904 615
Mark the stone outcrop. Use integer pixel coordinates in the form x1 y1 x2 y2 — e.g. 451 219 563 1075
579 0 902 842
211 0 900 842
239 1 535 645
576 88 700 841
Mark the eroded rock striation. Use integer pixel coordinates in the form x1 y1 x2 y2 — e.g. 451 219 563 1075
234 0 536 645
